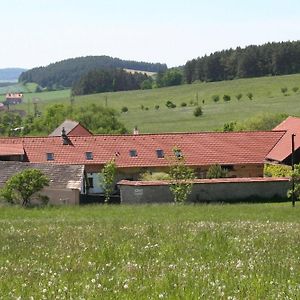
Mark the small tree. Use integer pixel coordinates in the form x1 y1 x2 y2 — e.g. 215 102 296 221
236 93 243 101
168 147 195 203
206 164 228 179
281 87 288 95
101 159 117 204
121 106 128 113
193 106 203 117
292 87 299 93
247 92 253 100
212 95 220 102
180 102 187 107
0 169 49 207
154 105 160 110
223 95 231 102
288 164 300 201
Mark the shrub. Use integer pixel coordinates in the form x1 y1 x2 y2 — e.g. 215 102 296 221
100 159 116 204
246 92 253 100
145 107 149 111
292 87 299 93
212 95 220 102
236 93 243 100
166 100 176 109
281 87 288 94
121 106 128 113
223 95 231 102
140 171 170 181
180 102 187 107
223 121 237 132
193 106 203 117
140 104 144 110
264 164 292 177
154 105 160 110
206 164 228 179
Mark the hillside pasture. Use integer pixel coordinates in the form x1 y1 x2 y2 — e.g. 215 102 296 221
13 73 300 132
0 203 299 299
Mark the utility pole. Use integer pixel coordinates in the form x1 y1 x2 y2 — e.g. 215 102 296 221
292 133 296 207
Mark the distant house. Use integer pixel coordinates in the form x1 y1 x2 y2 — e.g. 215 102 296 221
266 116 300 165
49 120 93 137
5 93 23 105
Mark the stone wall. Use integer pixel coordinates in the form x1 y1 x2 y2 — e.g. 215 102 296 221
118 178 291 204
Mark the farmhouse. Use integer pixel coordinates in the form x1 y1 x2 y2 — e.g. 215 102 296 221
5 93 23 105
0 124 286 195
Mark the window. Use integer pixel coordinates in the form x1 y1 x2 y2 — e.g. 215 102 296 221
222 165 234 171
129 149 137 157
85 152 93 160
87 177 94 188
156 149 164 158
46 152 54 161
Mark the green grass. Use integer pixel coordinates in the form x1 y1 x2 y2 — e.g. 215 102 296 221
9 74 300 132
0 203 300 299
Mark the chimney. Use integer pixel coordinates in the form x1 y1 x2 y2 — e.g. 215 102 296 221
133 126 139 135
61 127 69 145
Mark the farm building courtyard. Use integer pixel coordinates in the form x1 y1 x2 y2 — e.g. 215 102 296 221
0 203 299 299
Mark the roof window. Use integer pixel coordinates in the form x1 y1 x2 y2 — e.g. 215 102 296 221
156 149 164 158
46 152 54 161
85 152 93 160
129 149 137 157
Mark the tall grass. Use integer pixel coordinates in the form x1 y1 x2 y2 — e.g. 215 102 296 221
0 203 299 299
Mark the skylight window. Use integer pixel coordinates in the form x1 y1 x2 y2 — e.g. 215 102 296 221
46 152 54 161
156 149 164 158
174 149 182 158
85 152 93 160
129 149 137 157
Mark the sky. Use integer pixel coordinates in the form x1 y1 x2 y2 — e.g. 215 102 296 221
1 0 300 69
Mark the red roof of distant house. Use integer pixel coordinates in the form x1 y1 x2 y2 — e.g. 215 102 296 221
0 131 285 168
49 120 92 137
266 116 300 162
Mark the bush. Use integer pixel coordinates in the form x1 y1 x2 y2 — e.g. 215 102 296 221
166 100 176 109
140 105 144 110
236 93 243 100
193 106 203 117
145 107 149 111
292 87 299 93
281 87 288 94
154 105 159 110
180 102 187 107
121 106 128 113
223 95 231 102
207 164 228 179
223 121 237 132
140 171 170 181
212 95 220 102
264 164 292 177
246 92 253 100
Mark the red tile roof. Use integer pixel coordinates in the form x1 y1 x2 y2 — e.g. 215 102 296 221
0 144 24 156
0 131 285 168
266 116 300 162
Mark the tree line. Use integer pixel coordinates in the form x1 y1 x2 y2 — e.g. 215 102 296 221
19 55 167 88
184 41 300 83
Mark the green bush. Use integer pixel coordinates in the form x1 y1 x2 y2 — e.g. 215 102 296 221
180 102 187 107
281 87 288 94
212 95 220 102
193 106 203 117
247 92 253 100
236 93 243 100
121 106 128 113
292 87 299 93
206 164 228 179
154 105 159 110
264 164 292 177
223 95 231 102
166 100 176 109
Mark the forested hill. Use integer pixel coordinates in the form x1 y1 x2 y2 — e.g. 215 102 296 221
185 40 300 83
0 68 27 81
19 56 167 88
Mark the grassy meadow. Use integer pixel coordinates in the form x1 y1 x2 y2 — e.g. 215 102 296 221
0 203 300 299
2 73 300 133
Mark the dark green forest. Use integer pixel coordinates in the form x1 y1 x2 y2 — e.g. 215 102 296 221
184 41 300 83
72 69 150 95
19 56 167 88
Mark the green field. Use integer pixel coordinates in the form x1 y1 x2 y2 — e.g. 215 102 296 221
0 203 299 299
6 74 300 133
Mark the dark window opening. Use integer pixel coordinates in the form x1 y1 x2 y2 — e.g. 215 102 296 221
174 149 182 158
88 177 94 188
129 149 137 157
46 152 54 161
156 149 164 158
222 165 234 171
85 152 93 160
